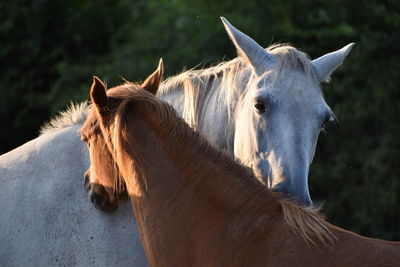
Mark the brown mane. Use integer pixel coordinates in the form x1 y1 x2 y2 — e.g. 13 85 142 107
94 82 334 247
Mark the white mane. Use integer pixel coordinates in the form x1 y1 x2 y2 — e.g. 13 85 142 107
40 101 89 135
267 44 319 81
160 57 248 129
159 43 319 129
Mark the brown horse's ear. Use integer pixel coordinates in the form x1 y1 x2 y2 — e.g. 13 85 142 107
141 58 164 95
90 76 108 111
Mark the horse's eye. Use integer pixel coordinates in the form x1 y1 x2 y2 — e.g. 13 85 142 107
81 136 91 147
254 100 266 113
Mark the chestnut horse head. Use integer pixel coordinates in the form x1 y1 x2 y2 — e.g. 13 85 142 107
80 59 164 210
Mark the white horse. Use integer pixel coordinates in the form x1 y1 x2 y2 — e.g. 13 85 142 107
156 18 354 205
0 18 353 265
0 103 147 267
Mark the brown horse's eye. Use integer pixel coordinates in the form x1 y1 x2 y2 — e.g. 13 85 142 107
254 100 266 114
80 135 88 143
81 135 90 147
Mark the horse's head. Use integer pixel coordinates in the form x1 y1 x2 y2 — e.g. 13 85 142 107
80 109 124 212
221 18 354 206
80 59 164 211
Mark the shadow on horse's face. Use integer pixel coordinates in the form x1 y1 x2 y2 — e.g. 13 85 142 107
80 108 128 212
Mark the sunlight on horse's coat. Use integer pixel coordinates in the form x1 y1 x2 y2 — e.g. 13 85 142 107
84 69 400 266
159 19 354 205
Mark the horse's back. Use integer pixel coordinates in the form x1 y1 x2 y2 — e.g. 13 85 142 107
0 125 146 267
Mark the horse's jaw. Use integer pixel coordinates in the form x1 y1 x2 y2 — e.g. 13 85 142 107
243 151 313 207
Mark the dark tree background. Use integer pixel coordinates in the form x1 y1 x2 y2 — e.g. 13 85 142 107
1 0 399 240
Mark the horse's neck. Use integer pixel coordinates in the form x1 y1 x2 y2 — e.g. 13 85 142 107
120 110 277 265
122 112 261 212
158 66 250 155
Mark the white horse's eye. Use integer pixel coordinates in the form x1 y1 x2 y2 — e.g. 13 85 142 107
254 100 266 113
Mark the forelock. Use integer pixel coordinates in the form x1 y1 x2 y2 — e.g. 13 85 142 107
267 44 318 83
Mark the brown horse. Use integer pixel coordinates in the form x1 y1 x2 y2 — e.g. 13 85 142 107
81 63 400 266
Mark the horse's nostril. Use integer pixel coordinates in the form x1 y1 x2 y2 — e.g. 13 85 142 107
89 189 118 212
91 192 105 208
90 191 96 204
84 174 91 192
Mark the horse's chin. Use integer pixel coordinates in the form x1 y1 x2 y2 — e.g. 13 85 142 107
271 182 313 207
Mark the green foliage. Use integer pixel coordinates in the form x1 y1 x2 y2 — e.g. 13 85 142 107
1 0 399 240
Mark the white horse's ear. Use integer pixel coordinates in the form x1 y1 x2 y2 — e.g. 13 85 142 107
220 17 275 76
312 43 355 83
90 76 108 111
141 58 164 95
